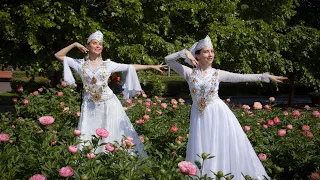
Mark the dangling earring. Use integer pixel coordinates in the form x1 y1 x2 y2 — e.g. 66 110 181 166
85 54 89 61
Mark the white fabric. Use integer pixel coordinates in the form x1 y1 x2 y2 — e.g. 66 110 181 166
63 57 77 87
87 30 103 43
189 35 213 57
122 65 142 99
64 56 144 156
165 51 270 180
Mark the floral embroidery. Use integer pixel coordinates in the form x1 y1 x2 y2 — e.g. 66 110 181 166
91 76 97 84
189 68 218 116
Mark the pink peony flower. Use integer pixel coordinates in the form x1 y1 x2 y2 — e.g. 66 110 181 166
17 85 23 93
226 98 230 103
122 91 125 96
312 111 320 118
311 172 320 180
96 128 109 138
76 111 81 116
122 136 135 149
287 124 293 130
302 125 310 131
242 104 250 110
39 116 55 126
152 102 157 107
178 135 183 140
135 119 145 124
33 91 39 96
178 161 198 176
59 166 73 178
60 102 65 107
37 130 43 134
262 124 268 129
146 108 151 112
283 111 289 116
243 126 251 132
253 102 262 110
178 98 185 104
267 120 274 126
304 105 310 110
126 99 132 105
61 81 67 87
57 92 63 97
302 131 313 138
172 105 177 110
73 130 81 136
0 133 10 142
29 174 47 180
105 143 116 152
293 110 300 118
264 104 271 110
161 103 167 109
258 153 267 161
63 107 69 112
86 152 95 159
38 88 43 92
68 146 78 154
137 100 143 104
269 97 275 102
145 101 151 107
171 99 178 105
170 125 178 133
23 99 29 105
139 136 144 143
12 98 17 103
273 117 280 125
143 114 150 121
278 129 286 137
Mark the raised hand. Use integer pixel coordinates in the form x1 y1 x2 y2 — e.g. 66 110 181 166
184 50 198 67
74 42 89 54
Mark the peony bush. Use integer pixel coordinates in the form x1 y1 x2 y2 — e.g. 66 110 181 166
0 84 319 179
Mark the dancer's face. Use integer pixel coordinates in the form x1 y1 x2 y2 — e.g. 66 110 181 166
196 47 215 65
87 39 103 55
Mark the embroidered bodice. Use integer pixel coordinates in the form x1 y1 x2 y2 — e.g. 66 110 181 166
188 68 219 115
164 49 270 115
64 56 142 102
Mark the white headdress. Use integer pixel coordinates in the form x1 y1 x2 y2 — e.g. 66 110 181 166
189 35 213 57
87 30 103 43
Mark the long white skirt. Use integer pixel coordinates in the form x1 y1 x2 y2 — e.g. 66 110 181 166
77 95 144 155
186 98 270 180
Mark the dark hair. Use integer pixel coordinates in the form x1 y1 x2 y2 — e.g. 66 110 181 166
194 50 201 60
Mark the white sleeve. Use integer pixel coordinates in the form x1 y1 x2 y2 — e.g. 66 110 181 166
164 49 192 80
64 56 82 73
63 56 83 86
109 61 130 73
218 70 270 83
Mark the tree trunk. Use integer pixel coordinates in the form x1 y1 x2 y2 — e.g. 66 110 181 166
288 74 295 107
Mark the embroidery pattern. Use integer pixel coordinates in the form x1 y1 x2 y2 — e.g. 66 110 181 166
189 68 218 116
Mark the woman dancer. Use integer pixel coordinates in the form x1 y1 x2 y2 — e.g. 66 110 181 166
55 30 165 154
165 35 287 179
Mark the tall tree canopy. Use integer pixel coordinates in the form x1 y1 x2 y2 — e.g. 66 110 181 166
1 0 319 103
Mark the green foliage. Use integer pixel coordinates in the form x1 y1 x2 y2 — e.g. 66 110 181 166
1 85 320 179
10 77 48 93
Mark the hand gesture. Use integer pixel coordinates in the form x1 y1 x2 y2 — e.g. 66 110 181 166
152 63 168 74
74 42 89 53
185 50 198 67
269 75 288 83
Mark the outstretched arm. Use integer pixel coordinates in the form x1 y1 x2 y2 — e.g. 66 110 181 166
54 42 88 62
218 70 287 83
132 64 167 73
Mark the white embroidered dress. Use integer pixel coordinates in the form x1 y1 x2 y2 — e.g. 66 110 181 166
165 50 270 180
64 56 144 154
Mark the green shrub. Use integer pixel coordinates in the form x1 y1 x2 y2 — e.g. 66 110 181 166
10 77 49 93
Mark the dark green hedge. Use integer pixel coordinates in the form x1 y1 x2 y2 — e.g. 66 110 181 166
10 77 48 93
